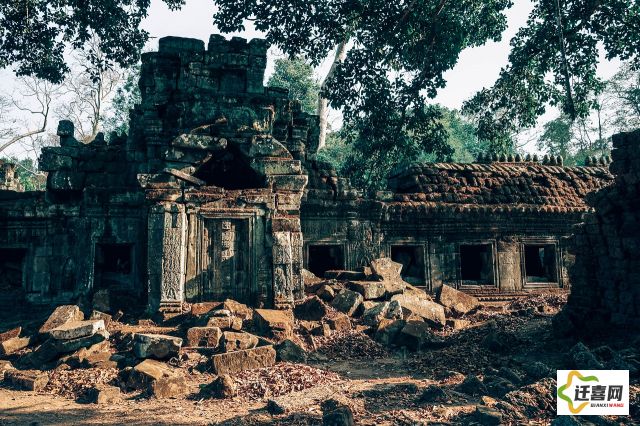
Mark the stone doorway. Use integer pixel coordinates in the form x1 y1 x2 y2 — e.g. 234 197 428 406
197 218 252 303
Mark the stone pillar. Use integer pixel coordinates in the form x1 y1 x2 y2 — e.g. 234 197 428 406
147 203 187 312
496 239 520 292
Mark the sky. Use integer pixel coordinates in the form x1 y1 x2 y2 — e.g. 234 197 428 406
0 0 624 158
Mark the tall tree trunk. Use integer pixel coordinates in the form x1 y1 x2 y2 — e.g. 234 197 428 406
316 41 348 152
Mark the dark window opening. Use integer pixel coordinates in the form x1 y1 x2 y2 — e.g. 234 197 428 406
193 145 263 190
391 245 425 285
524 244 557 283
307 245 344 278
460 244 494 284
61 258 76 292
95 244 134 289
0 248 26 291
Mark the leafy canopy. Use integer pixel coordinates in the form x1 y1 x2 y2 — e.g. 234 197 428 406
213 0 513 122
0 0 184 83
463 0 640 141
267 58 320 115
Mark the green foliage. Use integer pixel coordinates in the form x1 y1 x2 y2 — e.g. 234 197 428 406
537 116 572 160
103 63 142 138
267 58 319 114
319 105 495 192
0 1 184 83
463 0 640 141
1 157 45 191
213 0 513 146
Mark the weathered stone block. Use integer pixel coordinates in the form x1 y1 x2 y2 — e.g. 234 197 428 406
49 320 105 341
294 296 329 321
127 359 187 398
0 327 21 342
331 290 363 316
210 345 276 375
370 258 403 281
39 305 84 335
220 331 259 352
133 334 182 359
391 294 446 327
437 285 480 316
275 339 307 363
326 313 352 332
88 384 122 404
0 337 30 355
223 299 253 320
5 369 49 391
346 281 386 300
254 309 294 334
186 327 222 348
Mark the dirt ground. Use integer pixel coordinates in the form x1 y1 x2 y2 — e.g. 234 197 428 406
1 295 638 426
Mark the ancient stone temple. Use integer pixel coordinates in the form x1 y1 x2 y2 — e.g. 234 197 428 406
0 34 616 312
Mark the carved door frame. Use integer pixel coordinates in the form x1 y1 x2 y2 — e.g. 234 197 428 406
194 210 257 304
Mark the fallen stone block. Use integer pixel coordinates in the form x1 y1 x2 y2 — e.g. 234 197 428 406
89 311 112 329
446 319 471 330
254 309 294 339
49 320 105 340
362 302 390 327
0 336 30 355
206 315 243 331
403 284 432 301
210 345 276 375
207 374 237 398
0 327 21 342
133 333 182 360
420 384 446 402
186 326 222 348
5 369 49 392
331 290 363 316
382 279 406 297
437 285 480 316
316 284 336 302
39 305 84 335
275 339 307 363
220 331 259 352
347 281 386 300
191 302 223 316
0 360 15 379
374 319 406 346
127 359 187 398
223 299 253 320
370 258 403 281
302 268 322 286
396 321 445 351
88 384 122 404
294 296 329 321
32 330 109 364
391 294 445 327
326 313 351 332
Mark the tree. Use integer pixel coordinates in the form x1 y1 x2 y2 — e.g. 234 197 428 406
0 0 184 83
212 0 513 151
537 116 572 160
321 104 452 192
267 57 319 115
0 156 46 191
464 0 640 141
56 35 122 142
103 63 142 138
0 77 61 155
604 62 640 133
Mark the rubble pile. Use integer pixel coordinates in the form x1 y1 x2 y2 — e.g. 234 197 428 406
0 257 637 424
302 257 482 352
